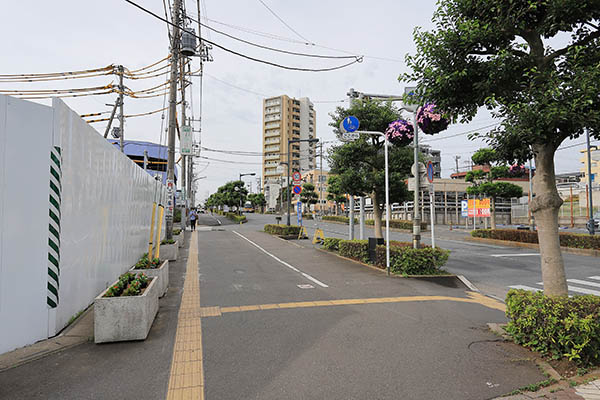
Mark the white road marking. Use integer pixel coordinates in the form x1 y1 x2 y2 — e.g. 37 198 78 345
589 276 600 281
208 213 222 225
232 230 329 288
509 285 542 292
567 279 600 289
566 285 600 296
457 275 480 292
297 284 314 289
491 253 539 257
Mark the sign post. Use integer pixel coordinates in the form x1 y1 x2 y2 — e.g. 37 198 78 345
427 162 435 248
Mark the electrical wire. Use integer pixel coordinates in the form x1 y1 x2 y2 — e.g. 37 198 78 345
0 66 114 79
1 84 114 94
256 0 311 43
84 101 182 123
123 0 364 72
124 55 171 74
183 13 358 59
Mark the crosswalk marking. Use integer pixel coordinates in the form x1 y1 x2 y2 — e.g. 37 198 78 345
509 285 541 292
566 286 600 296
509 276 600 297
567 279 600 288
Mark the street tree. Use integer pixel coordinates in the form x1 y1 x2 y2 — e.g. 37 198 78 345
247 193 266 212
328 100 413 238
300 183 318 210
214 180 248 212
466 148 523 228
403 1 600 296
326 175 347 215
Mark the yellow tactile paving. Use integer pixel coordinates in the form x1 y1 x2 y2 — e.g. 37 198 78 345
198 292 506 318
166 231 204 400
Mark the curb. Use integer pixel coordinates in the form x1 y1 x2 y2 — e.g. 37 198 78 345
0 305 93 372
466 236 600 257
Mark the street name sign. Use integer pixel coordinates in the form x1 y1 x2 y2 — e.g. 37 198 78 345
342 132 360 141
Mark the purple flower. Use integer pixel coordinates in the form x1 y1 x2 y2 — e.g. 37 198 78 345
385 119 414 145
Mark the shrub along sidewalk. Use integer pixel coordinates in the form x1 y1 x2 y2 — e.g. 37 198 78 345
264 224 301 237
321 237 450 276
472 229 600 250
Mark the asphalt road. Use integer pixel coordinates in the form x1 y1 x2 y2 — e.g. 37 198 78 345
197 216 544 399
250 213 600 301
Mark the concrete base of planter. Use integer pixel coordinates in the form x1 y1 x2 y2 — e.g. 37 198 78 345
176 232 184 248
94 276 159 343
131 260 169 297
160 242 178 261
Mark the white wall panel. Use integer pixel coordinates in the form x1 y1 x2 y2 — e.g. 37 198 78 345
0 96 53 354
0 96 166 354
52 99 166 334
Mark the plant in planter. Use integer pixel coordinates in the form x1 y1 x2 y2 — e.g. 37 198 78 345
416 103 449 135
95 271 160 343
385 119 414 146
132 253 169 297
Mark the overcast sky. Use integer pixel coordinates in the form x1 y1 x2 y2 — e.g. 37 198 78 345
1 0 593 202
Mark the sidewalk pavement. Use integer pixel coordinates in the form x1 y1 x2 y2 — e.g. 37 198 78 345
495 379 600 399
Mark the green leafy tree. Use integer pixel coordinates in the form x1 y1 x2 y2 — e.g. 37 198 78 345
247 193 266 212
214 180 248 213
466 148 523 228
328 100 413 238
300 183 318 210
326 175 347 215
403 1 600 296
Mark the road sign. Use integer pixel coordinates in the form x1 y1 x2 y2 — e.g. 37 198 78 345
340 116 359 133
407 177 431 191
292 171 301 182
293 185 302 195
297 201 303 225
461 200 469 217
180 125 193 155
342 132 360 141
427 162 434 183
411 162 426 177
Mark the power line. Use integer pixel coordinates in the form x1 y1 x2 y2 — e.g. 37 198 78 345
256 0 311 43
124 0 363 72
183 13 358 60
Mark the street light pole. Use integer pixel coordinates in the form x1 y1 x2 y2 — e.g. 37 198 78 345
586 129 595 235
412 111 421 248
239 172 255 215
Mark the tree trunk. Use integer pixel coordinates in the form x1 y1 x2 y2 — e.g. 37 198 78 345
372 192 383 238
531 143 568 297
490 197 496 229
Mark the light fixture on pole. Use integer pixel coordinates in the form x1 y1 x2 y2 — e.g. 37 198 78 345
287 138 319 226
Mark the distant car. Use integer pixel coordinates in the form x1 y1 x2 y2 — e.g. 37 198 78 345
594 212 600 229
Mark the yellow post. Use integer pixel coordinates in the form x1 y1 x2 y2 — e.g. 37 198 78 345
148 202 157 257
312 228 325 244
154 205 165 260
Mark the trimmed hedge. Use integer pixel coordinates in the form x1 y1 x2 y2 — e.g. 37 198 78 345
225 212 247 223
472 229 600 250
322 237 342 251
506 290 600 366
338 240 369 263
375 244 449 275
264 224 301 236
321 215 426 230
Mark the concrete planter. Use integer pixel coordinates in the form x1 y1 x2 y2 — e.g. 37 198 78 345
131 260 169 297
94 276 159 343
160 242 178 261
176 232 184 248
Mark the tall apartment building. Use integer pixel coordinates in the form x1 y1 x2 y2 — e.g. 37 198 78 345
262 95 317 207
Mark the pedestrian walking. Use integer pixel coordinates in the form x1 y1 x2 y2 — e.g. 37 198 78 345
189 209 197 231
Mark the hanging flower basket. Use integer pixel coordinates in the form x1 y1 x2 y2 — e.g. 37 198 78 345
417 103 449 135
509 164 527 178
385 119 414 146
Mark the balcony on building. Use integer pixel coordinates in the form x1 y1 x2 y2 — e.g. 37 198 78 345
265 153 280 161
265 98 281 107
265 114 281 122
265 129 280 138
265 122 280 129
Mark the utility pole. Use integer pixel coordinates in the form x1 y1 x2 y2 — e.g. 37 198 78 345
180 55 187 230
319 142 324 218
586 129 595 235
454 155 461 174
118 65 125 152
165 0 182 240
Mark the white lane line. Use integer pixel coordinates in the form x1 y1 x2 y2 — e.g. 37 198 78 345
589 276 600 281
509 285 542 292
491 253 539 257
566 285 600 296
208 213 222 225
232 230 329 288
567 279 600 289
